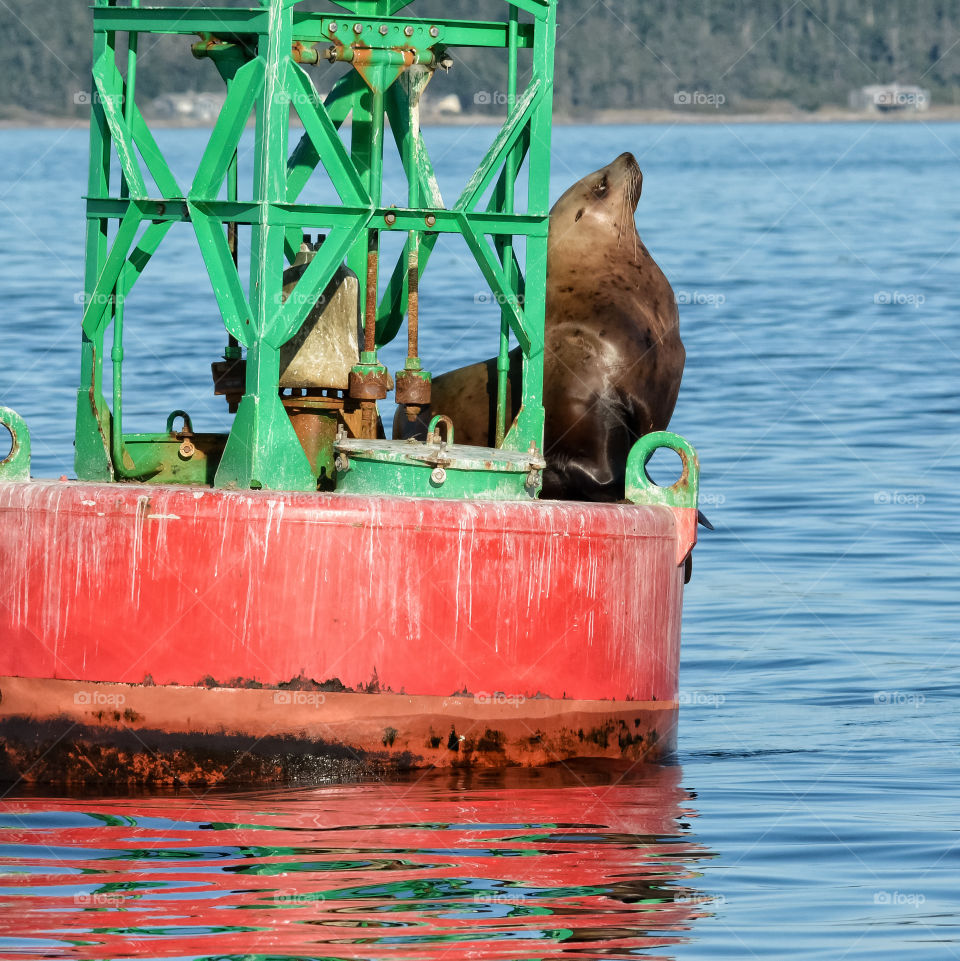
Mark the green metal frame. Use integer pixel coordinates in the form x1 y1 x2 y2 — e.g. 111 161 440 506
75 0 558 494
625 432 700 510
0 407 31 483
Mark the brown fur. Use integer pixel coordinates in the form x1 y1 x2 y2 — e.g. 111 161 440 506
395 153 685 502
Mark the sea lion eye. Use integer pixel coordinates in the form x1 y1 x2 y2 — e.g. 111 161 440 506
593 177 608 197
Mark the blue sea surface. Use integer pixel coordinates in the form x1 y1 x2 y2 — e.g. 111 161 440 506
1 120 959 958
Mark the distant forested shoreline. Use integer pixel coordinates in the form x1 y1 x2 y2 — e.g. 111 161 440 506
2 0 957 119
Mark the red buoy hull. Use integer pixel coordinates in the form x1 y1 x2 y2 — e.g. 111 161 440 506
0 481 695 782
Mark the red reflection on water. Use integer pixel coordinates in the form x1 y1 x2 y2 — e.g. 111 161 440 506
0 764 714 960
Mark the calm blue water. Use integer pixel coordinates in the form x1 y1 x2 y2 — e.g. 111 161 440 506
2 121 959 957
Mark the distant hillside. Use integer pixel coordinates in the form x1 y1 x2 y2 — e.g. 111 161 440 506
1 0 958 119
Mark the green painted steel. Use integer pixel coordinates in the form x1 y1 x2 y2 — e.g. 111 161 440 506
0 408 31 483
75 0 559 497
625 433 701 511
334 436 546 501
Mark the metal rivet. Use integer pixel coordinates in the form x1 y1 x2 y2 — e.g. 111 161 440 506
353 22 363 35
384 212 397 225
429 26 439 38
431 467 447 484
328 22 337 33
425 214 436 227
379 24 389 35
404 25 414 37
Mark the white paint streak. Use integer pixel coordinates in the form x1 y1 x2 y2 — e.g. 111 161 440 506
131 494 150 607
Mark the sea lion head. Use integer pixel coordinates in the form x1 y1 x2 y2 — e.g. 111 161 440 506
549 153 643 253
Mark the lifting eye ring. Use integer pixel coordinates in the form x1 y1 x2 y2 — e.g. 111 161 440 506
427 414 454 448
165 410 194 436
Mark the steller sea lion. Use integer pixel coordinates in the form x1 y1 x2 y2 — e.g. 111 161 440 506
395 152 685 502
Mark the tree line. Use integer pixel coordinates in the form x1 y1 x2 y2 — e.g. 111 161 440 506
1 0 957 119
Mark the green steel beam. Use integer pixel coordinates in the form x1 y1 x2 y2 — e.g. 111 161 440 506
295 15 535 46
327 0 417 15
329 0 550 22
75 20 113 482
93 7 538 45
503 0 555 453
93 8 270 35
92 52 146 200
214 0 314 491
87 198 546 236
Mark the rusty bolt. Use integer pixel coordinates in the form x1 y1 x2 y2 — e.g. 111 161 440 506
179 439 196 459
349 368 390 401
353 22 363 34
384 211 397 226
395 371 432 406
379 24 389 35
425 214 436 227
404 25 414 37
335 453 349 473
429 26 439 38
